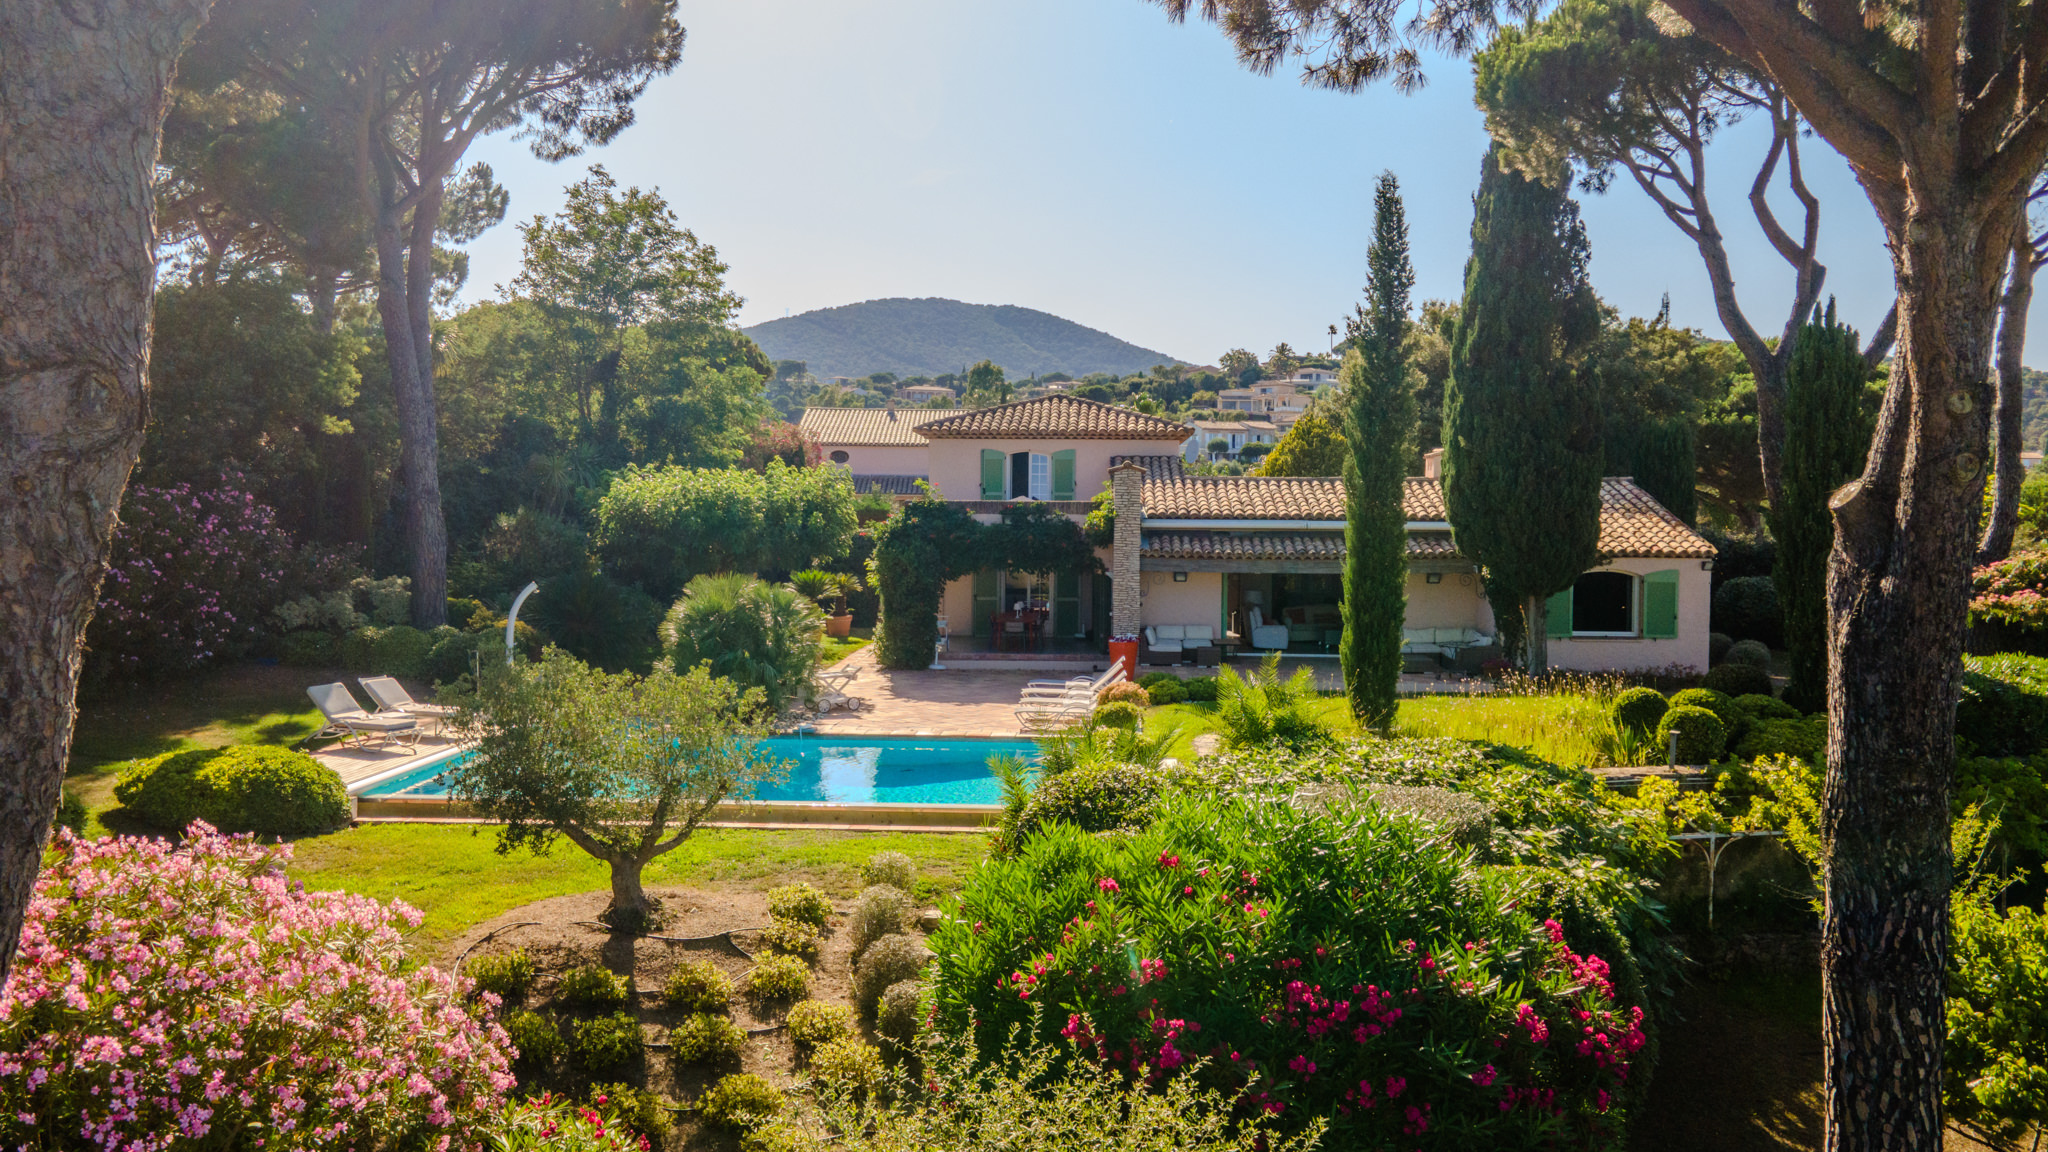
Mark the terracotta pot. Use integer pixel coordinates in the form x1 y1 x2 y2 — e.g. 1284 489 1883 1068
1108 637 1139 677
826 614 854 638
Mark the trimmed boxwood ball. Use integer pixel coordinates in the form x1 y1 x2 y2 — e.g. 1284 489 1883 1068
877 979 924 1046
744 954 811 1000
662 959 733 1013
112 745 347 836
783 999 855 1050
558 964 632 1009
808 1037 886 1096
1712 576 1782 645
1657 704 1728 764
1145 678 1188 705
759 916 822 959
1137 671 1179 690
852 933 933 1020
862 850 917 893
671 1011 748 1064
848 885 912 964
1093 700 1143 729
1610 687 1669 735
1182 675 1221 702
1671 687 1747 742
1708 631 1734 665
766 882 834 928
1735 716 1827 764
1014 762 1165 840
1097 682 1150 708
1724 638 1772 668
1703 661 1774 699
569 1011 643 1071
467 948 537 1004
699 1073 782 1131
1734 693 1800 721
501 1009 563 1068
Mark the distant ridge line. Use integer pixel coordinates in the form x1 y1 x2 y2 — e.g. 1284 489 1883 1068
741 296 1182 380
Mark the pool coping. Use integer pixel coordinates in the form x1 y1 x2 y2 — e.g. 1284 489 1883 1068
352 795 1002 830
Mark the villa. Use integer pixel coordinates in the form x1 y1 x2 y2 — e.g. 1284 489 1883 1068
800 395 1715 671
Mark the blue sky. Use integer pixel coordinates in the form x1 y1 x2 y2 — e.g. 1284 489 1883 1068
459 0 1944 369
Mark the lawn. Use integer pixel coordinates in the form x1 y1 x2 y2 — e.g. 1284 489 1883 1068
65 663 328 810
819 627 873 666
1145 690 1625 766
287 822 988 949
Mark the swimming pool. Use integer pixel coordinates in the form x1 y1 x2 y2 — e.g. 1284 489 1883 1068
353 736 1038 806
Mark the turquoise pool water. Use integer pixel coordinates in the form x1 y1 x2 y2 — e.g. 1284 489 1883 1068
356 736 1037 806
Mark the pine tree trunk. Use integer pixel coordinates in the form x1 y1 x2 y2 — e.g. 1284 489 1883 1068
1977 223 2033 564
0 0 215 989
1821 195 2009 1152
369 197 449 629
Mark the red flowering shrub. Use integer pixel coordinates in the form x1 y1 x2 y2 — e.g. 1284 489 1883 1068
0 825 513 1150
87 477 356 677
931 796 1645 1150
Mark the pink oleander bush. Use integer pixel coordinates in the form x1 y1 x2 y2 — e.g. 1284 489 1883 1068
1971 551 2048 630
0 824 514 1150
931 795 1647 1150
86 477 357 678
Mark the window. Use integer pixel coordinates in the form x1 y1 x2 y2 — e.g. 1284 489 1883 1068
1572 571 1637 635
829 450 849 464
1028 453 1051 500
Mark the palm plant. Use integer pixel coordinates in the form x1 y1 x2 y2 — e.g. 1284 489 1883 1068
790 569 859 616
660 573 825 713
1215 652 1333 751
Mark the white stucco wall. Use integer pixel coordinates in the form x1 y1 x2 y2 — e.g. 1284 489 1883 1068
925 438 1183 501
823 445 930 476
1138 571 1225 634
1546 557 1712 673
1403 571 1487 630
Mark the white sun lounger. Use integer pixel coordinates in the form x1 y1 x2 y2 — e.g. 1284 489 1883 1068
358 676 460 736
1014 663 1126 730
306 682 419 749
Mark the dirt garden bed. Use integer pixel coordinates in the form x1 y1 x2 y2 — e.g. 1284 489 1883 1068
446 884 932 1150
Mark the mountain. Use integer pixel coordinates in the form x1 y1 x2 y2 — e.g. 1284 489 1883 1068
742 297 1181 379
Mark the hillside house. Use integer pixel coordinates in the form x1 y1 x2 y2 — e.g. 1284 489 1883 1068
1183 419 1280 462
800 395 1715 670
897 384 956 404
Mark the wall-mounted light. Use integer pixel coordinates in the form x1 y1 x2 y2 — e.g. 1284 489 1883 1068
1701 559 1715 571
1425 572 1443 584
1173 571 1188 582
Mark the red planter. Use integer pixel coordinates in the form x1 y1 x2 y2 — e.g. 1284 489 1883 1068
825 614 854 638
1108 637 1139 678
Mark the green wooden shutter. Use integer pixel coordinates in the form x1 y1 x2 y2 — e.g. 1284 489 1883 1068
972 569 1000 636
1545 586 1576 638
1051 449 1076 500
980 450 1004 499
1054 569 1081 636
1642 569 1680 638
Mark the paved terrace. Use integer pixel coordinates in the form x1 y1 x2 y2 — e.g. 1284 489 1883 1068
808 648 1489 738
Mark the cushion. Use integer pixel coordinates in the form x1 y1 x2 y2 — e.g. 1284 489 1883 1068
1144 627 1159 645
1185 625 1214 643
1157 625 1187 641
1402 629 1434 644
1150 640 1184 652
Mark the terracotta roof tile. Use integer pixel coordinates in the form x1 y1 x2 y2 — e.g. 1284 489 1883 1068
1139 531 1463 561
798 407 948 447
1593 477 1717 559
915 395 1191 440
1120 458 1715 559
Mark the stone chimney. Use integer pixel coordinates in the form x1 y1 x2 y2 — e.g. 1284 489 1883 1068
1423 447 1445 479
1109 459 1147 637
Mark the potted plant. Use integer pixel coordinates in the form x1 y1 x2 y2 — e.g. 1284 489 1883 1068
793 570 860 638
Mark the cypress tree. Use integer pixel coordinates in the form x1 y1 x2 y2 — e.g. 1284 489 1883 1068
1770 300 1871 711
1340 172 1417 729
1613 417 1699 526
1443 146 1604 670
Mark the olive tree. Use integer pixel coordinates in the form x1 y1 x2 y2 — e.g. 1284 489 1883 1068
451 651 781 928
